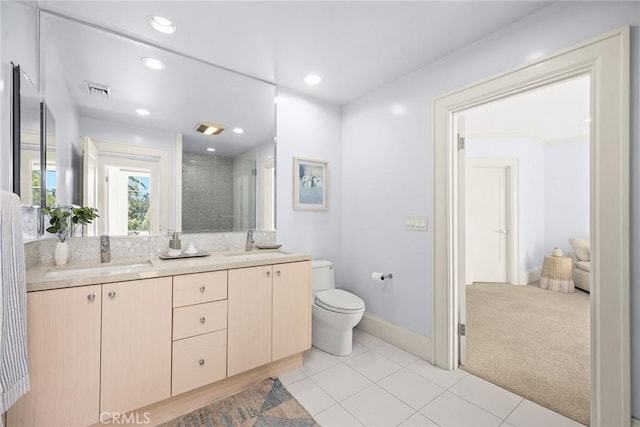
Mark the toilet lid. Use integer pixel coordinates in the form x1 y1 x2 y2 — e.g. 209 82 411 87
315 289 365 312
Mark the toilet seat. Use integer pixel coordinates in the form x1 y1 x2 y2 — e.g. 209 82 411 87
315 289 365 314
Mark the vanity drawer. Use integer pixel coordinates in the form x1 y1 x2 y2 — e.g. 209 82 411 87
173 300 227 340
172 330 227 396
173 271 227 307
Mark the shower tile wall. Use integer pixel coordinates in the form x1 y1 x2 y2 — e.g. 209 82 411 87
182 153 233 232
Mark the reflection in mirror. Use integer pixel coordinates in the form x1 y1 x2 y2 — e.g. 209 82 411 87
40 12 276 237
15 67 45 240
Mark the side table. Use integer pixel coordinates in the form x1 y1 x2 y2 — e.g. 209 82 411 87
539 255 575 292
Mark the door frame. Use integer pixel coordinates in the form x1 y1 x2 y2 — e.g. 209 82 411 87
432 27 630 427
466 158 519 285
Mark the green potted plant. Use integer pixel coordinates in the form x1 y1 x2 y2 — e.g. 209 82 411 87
43 205 99 265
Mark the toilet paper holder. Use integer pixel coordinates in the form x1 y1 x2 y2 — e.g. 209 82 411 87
371 272 393 281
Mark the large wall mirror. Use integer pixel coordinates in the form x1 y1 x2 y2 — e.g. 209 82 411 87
40 11 276 237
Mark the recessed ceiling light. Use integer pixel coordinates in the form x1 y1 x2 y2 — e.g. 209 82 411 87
136 108 151 116
233 128 244 134
141 57 165 70
304 74 321 85
206 147 216 152
195 121 225 136
147 15 176 34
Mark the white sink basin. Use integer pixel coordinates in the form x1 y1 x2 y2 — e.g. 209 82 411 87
224 251 289 262
43 260 153 280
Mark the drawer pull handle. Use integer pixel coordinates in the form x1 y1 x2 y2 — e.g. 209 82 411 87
87 294 95 302
276 270 281 276
108 291 116 299
266 271 271 277
200 316 206 323
200 286 206 293
199 359 205 366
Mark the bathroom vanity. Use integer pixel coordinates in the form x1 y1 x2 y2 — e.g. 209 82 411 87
6 250 311 427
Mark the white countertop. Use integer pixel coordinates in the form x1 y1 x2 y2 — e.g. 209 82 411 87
27 249 311 292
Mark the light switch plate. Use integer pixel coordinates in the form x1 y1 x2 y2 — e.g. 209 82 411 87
405 215 428 231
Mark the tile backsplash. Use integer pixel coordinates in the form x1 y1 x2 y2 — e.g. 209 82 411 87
25 231 276 267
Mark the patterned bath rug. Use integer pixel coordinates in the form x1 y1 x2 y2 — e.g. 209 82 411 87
159 378 317 427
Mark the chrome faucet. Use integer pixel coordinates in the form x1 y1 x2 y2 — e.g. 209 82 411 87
100 235 111 263
245 230 255 252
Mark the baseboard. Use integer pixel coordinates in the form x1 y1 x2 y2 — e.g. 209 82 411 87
519 266 541 285
356 313 432 363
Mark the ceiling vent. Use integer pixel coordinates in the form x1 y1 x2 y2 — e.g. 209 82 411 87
195 121 225 136
84 81 111 99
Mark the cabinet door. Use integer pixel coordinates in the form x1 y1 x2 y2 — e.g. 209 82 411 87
101 277 172 415
227 265 272 376
272 261 312 360
7 285 102 427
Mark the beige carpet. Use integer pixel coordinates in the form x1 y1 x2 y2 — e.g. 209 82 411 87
159 378 317 426
463 283 590 425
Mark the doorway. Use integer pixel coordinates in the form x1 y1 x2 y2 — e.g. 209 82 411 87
432 27 630 427
459 75 591 424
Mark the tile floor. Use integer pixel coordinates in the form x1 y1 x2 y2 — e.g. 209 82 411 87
280 329 584 427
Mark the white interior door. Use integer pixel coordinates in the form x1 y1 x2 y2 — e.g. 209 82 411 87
466 163 508 283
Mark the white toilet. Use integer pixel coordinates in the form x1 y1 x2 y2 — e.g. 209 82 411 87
312 260 365 356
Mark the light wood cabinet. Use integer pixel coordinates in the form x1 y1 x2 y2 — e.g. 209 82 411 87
272 261 312 360
228 261 311 376
173 300 227 340
7 285 102 427
172 330 227 396
173 271 227 307
101 277 172 415
227 265 273 376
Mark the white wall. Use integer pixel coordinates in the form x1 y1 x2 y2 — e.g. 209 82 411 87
275 88 343 278
544 139 590 255
466 137 546 272
342 6 640 414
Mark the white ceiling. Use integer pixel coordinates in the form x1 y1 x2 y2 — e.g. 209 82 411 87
465 75 590 143
38 1 552 105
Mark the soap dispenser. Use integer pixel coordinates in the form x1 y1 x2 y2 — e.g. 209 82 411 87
169 232 182 250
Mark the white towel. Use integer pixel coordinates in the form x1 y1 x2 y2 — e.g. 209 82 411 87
0 192 30 416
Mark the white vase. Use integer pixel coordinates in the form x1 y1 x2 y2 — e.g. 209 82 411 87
551 247 563 257
54 241 70 266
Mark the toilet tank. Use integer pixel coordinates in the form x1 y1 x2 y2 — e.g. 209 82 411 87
312 260 336 293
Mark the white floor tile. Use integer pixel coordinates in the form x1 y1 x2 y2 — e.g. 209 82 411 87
301 347 339 376
505 400 584 427
398 412 440 427
310 363 372 401
378 368 445 410
314 404 364 427
420 391 502 427
407 359 468 389
449 374 523 419
277 368 306 386
346 350 402 382
500 422 516 427
374 343 419 366
341 384 415 427
353 329 386 348
285 378 336 416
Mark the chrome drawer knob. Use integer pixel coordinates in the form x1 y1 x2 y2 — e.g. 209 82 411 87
276 271 281 276
266 271 271 277
199 359 205 366
200 286 206 293
200 316 206 323
87 294 95 302
108 291 116 299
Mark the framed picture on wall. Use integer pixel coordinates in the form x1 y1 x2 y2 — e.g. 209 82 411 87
293 157 328 211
